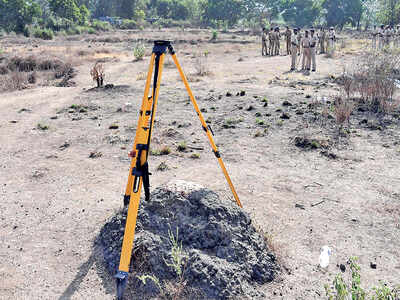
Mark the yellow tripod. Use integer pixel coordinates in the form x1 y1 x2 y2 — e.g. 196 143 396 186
115 41 242 299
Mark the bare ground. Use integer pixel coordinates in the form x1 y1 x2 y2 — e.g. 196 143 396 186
0 29 399 300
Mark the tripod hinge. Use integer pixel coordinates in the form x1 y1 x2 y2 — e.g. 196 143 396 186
203 125 214 136
213 150 221 158
136 144 149 151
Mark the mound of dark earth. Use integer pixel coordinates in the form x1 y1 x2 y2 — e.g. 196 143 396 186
97 180 278 299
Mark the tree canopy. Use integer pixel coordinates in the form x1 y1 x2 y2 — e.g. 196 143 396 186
0 0 398 34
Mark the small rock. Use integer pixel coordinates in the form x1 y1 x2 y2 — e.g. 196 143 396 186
240 90 246 96
50 116 58 120
305 95 311 99
9 120 18 124
246 105 255 111
370 262 377 269
109 124 119 130
104 84 114 89
282 100 293 106
280 112 291 119
226 92 232 97
89 151 103 158
295 109 304 115
59 142 70 150
339 264 346 272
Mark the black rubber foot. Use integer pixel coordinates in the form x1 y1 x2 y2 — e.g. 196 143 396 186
115 271 128 300
123 195 130 206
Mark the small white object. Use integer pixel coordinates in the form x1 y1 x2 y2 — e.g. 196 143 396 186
319 246 332 268
123 102 133 112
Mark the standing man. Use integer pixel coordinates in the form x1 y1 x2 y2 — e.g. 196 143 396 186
310 29 318 72
319 27 326 54
274 27 281 56
328 27 336 55
371 25 377 50
285 26 292 55
297 28 303 56
261 28 268 56
269 27 275 56
378 25 384 50
290 28 299 71
301 30 311 71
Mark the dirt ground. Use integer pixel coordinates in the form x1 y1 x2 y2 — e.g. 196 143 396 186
0 29 399 300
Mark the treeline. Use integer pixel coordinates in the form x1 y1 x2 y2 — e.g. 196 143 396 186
0 0 398 37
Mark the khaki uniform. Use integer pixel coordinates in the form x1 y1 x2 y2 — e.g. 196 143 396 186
310 34 318 71
297 32 302 55
274 31 281 56
328 30 335 55
378 28 384 49
319 30 326 54
262 31 268 56
301 36 311 70
372 28 377 50
285 29 292 55
269 31 275 56
291 33 299 70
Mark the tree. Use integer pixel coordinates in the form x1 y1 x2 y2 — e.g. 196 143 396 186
281 0 321 27
49 0 82 22
344 0 363 29
0 0 42 33
79 4 90 24
378 0 400 26
203 0 245 26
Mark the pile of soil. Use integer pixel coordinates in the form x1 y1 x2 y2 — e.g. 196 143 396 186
97 180 278 299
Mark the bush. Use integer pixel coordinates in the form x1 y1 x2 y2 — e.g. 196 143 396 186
120 19 137 30
133 43 145 60
325 257 400 300
211 30 218 40
87 27 96 34
91 20 112 32
33 28 54 40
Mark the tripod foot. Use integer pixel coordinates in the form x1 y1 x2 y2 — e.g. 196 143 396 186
115 271 128 300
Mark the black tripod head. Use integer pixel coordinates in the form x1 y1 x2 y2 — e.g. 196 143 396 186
153 40 175 55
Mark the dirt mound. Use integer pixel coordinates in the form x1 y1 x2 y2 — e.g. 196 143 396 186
97 180 278 299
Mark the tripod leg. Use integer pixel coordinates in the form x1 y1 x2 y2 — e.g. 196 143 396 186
115 52 166 299
123 54 156 206
170 53 242 208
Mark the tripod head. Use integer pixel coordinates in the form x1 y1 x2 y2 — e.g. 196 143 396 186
153 40 175 55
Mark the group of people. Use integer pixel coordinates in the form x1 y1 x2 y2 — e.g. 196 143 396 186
261 26 336 72
371 24 400 50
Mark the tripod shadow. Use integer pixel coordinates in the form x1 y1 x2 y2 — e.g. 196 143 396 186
58 245 114 300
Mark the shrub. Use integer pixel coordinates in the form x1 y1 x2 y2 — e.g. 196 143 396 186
211 30 218 41
133 43 145 60
90 63 105 87
28 72 37 84
87 27 96 34
0 72 27 91
177 141 187 152
194 52 212 76
120 19 137 30
91 20 112 32
325 257 400 300
33 28 54 40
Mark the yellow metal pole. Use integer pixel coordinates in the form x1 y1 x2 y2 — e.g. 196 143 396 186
123 54 156 205
118 53 166 273
170 53 242 208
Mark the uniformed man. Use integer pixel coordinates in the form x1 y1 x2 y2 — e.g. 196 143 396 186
378 25 384 50
285 26 292 55
372 25 377 50
274 27 281 56
297 28 302 56
328 27 336 55
261 27 268 56
310 28 318 72
290 28 299 71
301 30 311 71
269 27 275 56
